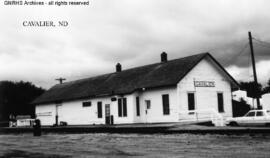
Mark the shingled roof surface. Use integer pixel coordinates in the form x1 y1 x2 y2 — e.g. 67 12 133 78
32 53 209 105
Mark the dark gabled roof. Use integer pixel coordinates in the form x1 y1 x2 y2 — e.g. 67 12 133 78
32 52 238 105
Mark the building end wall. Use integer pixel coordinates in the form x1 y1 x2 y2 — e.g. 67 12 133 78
177 57 233 119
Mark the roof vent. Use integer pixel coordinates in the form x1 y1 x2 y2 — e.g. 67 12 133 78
116 63 122 72
161 52 167 62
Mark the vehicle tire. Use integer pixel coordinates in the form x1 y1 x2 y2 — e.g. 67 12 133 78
229 121 239 127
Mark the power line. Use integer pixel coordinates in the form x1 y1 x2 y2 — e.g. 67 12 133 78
252 37 270 49
253 41 270 49
252 37 270 46
223 42 249 66
235 43 249 58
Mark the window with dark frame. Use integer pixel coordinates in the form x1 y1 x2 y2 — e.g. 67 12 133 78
146 100 151 109
118 98 122 117
188 93 195 111
82 101 91 107
162 94 170 115
217 93 224 113
97 102 102 118
118 98 127 117
136 97 140 116
123 98 127 117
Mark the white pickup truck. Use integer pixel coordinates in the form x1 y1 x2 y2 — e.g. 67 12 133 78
226 110 270 127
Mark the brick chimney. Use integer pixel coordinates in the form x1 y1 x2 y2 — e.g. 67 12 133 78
161 52 167 62
116 63 122 72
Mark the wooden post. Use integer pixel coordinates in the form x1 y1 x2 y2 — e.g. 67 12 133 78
248 31 261 109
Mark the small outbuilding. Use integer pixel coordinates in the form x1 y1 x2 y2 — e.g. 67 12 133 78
232 90 261 109
32 52 239 126
262 93 270 110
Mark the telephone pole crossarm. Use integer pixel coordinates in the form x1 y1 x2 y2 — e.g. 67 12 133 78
55 77 66 84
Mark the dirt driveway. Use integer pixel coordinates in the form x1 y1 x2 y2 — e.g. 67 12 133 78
0 133 270 158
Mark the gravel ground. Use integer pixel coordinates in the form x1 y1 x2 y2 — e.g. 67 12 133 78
0 133 270 158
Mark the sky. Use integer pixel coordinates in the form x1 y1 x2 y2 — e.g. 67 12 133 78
0 0 270 89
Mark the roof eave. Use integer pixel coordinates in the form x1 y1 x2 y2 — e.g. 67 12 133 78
34 84 178 106
206 53 240 89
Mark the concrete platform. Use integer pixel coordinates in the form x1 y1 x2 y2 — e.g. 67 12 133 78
1 124 270 135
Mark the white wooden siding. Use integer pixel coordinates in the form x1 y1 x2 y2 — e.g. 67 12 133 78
177 56 233 119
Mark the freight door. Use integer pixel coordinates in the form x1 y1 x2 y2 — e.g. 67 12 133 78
105 104 110 125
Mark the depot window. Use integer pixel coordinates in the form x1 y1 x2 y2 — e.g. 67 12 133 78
145 100 151 109
188 92 195 111
136 97 140 116
82 101 91 107
118 98 127 117
217 93 224 113
97 102 102 118
162 94 170 115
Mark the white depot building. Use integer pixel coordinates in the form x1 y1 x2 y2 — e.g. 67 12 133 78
32 52 239 126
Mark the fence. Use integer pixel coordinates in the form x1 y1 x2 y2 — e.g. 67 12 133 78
179 108 224 126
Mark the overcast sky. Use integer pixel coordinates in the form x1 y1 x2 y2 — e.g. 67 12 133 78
0 0 270 89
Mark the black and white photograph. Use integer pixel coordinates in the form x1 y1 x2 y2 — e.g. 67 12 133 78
1 0 270 157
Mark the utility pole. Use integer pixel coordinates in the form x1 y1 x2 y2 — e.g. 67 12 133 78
248 31 261 109
55 77 66 84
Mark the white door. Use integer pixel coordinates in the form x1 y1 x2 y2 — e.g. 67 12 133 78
145 100 151 123
55 104 62 125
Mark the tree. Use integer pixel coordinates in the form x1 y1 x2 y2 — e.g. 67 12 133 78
232 98 251 117
0 81 45 124
262 79 270 94
239 81 262 98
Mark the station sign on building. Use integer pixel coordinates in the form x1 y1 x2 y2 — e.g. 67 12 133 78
194 81 215 87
